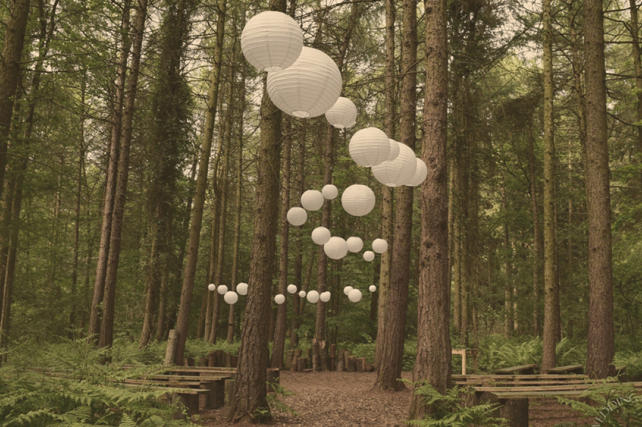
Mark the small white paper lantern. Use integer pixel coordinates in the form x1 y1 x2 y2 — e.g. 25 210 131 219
363 251 375 262
241 11 303 72
267 47 342 118
311 226 331 245
325 97 357 129
371 142 417 187
217 285 228 295
341 184 376 217
287 207 307 226
299 290 307 298
369 285 377 292
346 236 363 253
343 286 353 295
306 290 320 304
237 282 248 295
324 236 348 260
275 294 286 305
301 190 324 211
348 289 362 303
287 284 297 294
224 291 239 304
208 283 216 291
348 127 390 167
372 238 388 254
320 291 331 302
386 139 400 161
406 158 428 187
321 184 338 200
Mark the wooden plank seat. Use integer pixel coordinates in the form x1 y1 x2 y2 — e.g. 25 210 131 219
493 364 539 375
544 364 584 375
456 378 604 387
453 374 586 380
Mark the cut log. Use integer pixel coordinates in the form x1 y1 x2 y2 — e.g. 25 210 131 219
336 349 344 372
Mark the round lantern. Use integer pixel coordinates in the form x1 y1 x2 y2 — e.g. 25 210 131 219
406 158 428 187
348 289 362 303
224 291 239 304
363 251 375 262
325 97 357 129
320 291 331 302
208 283 216 291
307 290 320 304
341 184 376 217
217 285 228 295
287 284 297 294
371 142 417 187
301 190 324 211
322 184 338 200
267 47 342 118
311 226 331 245
386 139 400 161
343 286 353 295
369 285 377 292
241 11 303 72
287 207 307 226
275 294 286 305
299 290 307 298
348 127 390 167
372 238 388 254
346 236 363 253
324 236 348 260
237 282 248 295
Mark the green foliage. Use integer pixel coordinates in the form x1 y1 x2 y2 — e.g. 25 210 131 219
614 351 642 381
555 383 642 426
343 339 417 371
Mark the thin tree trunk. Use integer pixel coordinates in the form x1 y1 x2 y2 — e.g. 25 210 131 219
527 117 541 336
502 177 513 337
290 122 306 348
629 0 642 184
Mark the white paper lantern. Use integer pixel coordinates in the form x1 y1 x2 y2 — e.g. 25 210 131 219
346 236 363 253
301 190 324 211
343 286 353 295
371 142 417 187
275 294 286 304
321 184 338 200
208 283 216 291
325 97 357 129
372 238 388 254
320 291 331 302
241 11 303 72
287 284 297 294
348 127 390 167
237 282 248 295
369 285 377 292
287 207 307 226
299 290 307 298
406 158 428 187
386 139 400 161
311 226 331 245
324 236 348 260
224 291 239 304
363 251 375 262
267 47 342 118
306 290 320 303
217 285 228 295
341 184 376 217
348 289 362 303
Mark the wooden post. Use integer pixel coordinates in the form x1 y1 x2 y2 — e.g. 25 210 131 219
344 350 351 369
213 350 225 367
224 352 232 367
208 351 216 367
336 349 345 372
230 354 238 367
198 357 208 366
164 330 178 366
297 357 307 372
184 357 194 366
285 350 294 369
356 357 366 372
225 379 235 405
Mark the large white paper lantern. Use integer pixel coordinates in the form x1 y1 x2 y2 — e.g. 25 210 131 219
341 184 375 217
325 97 357 129
343 286 353 295
299 290 307 298
224 291 239 304
348 289 362 303
301 190 324 211
307 290 320 303
372 238 388 254
217 285 228 295
267 47 342 118
237 282 248 295
287 284 297 294
322 184 338 200
311 226 331 245
386 139 400 161
320 291 331 302
363 251 375 262
369 285 377 292
324 236 348 260
371 142 417 187
241 11 303 72
346 236 363 253
275 294 286 305
406 158 428 187
348 127 390 167
287 207 307 226
208 283 216 291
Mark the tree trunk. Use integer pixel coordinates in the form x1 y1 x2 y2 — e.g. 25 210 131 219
290 122 306 349
527 117 542 336
501 178 513 337
629 0 642 185
584 0 615 379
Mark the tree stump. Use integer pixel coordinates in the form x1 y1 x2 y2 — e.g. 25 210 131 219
285 350 295 369
348 357 357 372
297 357 307 372
184 357 194 366
198 357 208 366
225 379 235 405
336 349 345 372
356 357 366 372
344 351 352 370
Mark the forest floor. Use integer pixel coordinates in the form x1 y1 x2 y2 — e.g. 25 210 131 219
198 371 594 426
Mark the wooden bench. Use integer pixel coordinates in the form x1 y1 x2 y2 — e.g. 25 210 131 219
117 382 209 418
544 364 584 375
493 364 539 375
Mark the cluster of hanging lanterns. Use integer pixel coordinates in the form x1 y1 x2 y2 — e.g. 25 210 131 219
207 281 249 306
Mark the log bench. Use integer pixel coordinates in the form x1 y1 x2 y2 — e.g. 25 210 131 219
117 382 209 418
494 364 539 375
544 364 584 375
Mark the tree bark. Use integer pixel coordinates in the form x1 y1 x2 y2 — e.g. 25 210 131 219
527 117 542 336
629 0 642 184
290 122 306 349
